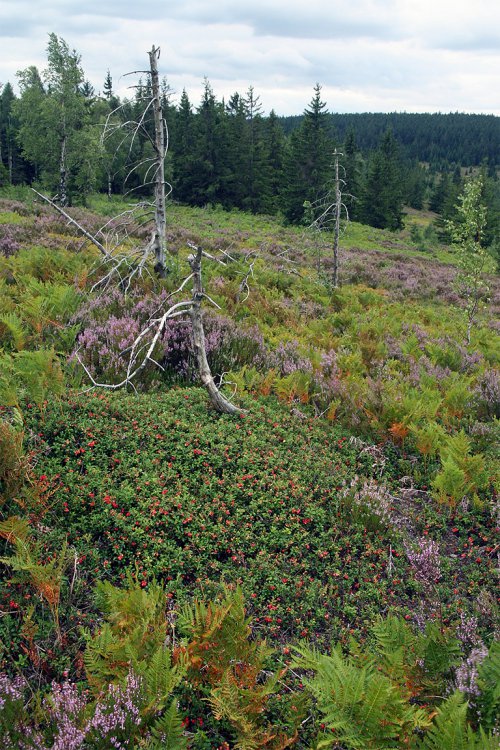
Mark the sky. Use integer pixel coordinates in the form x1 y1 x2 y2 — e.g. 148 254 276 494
1 0 500 116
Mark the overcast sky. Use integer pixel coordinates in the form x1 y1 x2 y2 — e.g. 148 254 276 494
1 0 499 116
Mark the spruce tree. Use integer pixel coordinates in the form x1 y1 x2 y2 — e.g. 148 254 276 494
103 70 113 99
359 129 404 230
225 91 250 209
261 109 285 215
172 89 196 203
281 84 333 224
0 83 27 184
188 79 229 206
242 86 264 212
343 128 362 221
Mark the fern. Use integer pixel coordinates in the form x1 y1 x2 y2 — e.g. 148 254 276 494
84 574 172 693
0 349 64 408
137 646 186 715
293 642 430 749
0 312 27 350
18 292 48 335
0 517 69 639
0 424 32 507
177 586 274 682
0 355 18 406
209 669 261 750
371 616 420 692
180 586 297 750
418 691 495 750
13 349 64 404
147 700 187 750
410 421 446 458
274 371 312 404
0 515 30 543
475 641 500 733
417 622 461 694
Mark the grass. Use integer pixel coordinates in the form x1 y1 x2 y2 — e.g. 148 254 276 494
0 194 498 745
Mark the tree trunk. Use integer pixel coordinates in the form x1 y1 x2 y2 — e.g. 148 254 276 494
59 132 68 206
8 148 13 184
332 149 341 288
148 46 168 278
188 247 243 415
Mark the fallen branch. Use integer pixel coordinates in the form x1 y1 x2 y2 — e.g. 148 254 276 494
32 189 109 258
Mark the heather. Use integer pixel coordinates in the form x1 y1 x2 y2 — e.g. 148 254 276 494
0 194 499 747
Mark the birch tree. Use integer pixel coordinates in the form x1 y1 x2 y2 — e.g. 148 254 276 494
15 35 99 204
446 177 489 344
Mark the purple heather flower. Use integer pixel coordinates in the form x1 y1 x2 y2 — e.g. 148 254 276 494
405 537 441 587
455 643 488 697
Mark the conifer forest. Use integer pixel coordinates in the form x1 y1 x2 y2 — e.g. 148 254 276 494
0 34 499 750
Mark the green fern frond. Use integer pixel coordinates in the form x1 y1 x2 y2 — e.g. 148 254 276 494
0 312 27 350
148 700 187 750
41 282 80 320
0 355 20 407
83 623 118 689
138 646 186 714
372 616 415 675
11 349 64 405
0 515 31 544
293 641 429 749
420 691 475 750
418 623 461 685
476 641 500 733
209 669 263 750
85 575 170 693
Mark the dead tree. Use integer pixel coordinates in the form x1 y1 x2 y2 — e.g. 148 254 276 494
93 45 171 280
307 148 350 288
148 45 168 277
36 46 243 415
188 246 244 415
76 243 244 415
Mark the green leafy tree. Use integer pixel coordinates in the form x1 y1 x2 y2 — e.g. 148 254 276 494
446 176 489 343
14 34 99 203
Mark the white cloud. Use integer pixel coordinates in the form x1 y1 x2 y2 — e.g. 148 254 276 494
1 0 499 115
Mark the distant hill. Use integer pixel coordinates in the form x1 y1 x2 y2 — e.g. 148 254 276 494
278 111 500 167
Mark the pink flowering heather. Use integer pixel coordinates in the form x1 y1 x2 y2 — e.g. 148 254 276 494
89 670 143 748
0 673 26 710
405 537 441 587
455 643 489 697
342 476 393 527
44 681 89 750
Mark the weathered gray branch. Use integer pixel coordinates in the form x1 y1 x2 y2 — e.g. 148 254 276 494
188 246 245 415
32 189 110 258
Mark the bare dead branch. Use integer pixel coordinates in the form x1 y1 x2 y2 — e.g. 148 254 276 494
32 190 110 258
237 258 255 303
187 245 245 415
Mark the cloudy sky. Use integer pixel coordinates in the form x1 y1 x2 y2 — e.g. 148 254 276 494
1 0 499 116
